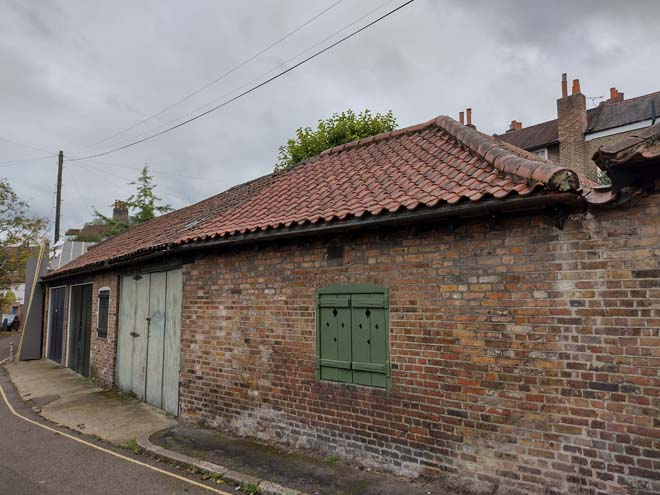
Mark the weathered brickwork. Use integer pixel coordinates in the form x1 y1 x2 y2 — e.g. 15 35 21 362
558 93 591 180
179 194 660 495
89 273 118 387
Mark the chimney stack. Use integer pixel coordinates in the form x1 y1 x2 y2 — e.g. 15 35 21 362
561 73 568 98
508 120 523 131
459 111 464 125
112 200 129 224
466 108 472 127
557 73 592 179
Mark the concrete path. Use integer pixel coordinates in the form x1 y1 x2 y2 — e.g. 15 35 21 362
5 359 175 446
0 367 232 495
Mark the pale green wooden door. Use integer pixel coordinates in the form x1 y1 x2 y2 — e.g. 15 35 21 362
116 268 182 415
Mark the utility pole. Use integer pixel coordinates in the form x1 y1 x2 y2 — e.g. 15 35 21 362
54 150 63 244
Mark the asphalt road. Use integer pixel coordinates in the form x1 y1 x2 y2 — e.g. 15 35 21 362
0 332 19 362
0 359 231 495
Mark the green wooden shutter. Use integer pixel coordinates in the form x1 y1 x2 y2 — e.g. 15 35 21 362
351 293 389 388
317 286 390 389
317 294 352 383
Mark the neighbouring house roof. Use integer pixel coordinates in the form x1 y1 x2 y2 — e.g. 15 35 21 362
593 121 660 167
47 116 583 278
592 121 660 193
496 91 660 150
48 241 95 271
496 119 559 151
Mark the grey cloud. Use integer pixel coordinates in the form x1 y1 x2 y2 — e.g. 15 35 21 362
0 0 658 238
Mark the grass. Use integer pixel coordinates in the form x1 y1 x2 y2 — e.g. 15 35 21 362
324 454 338 463
201 472 225 485
125 438 140 454
240 481 259 494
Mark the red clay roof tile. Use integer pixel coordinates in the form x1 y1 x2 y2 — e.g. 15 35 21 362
52 115 581 276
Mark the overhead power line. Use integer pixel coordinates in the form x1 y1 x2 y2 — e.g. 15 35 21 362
66 156 216 181
68 0 416 162
85 0 397 154
75 0 345 153
0 135 52 154
0 155 55 167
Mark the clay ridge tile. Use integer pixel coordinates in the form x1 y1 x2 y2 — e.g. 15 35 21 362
434 116 580 192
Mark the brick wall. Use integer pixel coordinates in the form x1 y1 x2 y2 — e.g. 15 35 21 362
89 273 118 387
179 194 660 495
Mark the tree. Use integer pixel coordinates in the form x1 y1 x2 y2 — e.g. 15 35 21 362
126 166 172 223
275 109 397 171
0 179 47 306
91 165 172 237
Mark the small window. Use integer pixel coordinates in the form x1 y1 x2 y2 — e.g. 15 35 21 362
97 289 110 338
316 285 390 389
534 148 548 159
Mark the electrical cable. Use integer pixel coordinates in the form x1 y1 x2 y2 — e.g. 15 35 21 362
0 155 55 167
79 0 397 154
74 0 345 153
0 135 53 154
67 0 416 162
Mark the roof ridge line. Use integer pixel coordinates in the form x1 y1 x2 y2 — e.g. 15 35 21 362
433 115 580 192
317 118 437 158
493 117 558 137
599 89 660 108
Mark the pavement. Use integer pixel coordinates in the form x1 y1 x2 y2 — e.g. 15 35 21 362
147 425 448 495
2 357 455 495
5 359 175 445
0 365 233 495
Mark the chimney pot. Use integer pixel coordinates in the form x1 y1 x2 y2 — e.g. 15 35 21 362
466 108 472 126
459 111 464 125
561 73 568 98
608 87 624 102
509 120 523 131
112 200 129 224
572 78 581 95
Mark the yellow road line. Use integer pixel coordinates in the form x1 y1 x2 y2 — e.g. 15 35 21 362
0 378 231 495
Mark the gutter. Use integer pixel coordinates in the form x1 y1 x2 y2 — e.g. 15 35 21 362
42 192 586 283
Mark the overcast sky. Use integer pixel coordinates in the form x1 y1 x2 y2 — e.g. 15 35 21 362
1 0 659 238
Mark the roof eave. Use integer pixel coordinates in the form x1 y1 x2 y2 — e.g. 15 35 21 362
42 192 586 283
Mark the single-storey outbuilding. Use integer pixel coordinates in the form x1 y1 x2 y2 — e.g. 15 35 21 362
42 115 660 495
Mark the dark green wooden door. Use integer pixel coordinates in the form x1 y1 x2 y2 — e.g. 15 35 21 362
69 284 93 377
47 287 66 363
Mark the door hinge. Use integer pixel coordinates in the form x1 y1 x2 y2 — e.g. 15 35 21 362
129 331 140 338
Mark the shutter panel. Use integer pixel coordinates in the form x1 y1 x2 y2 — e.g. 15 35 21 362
318 294 351 383
367 307 388 388
97 290 109 337
351 293 388 388
351 294 387 308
